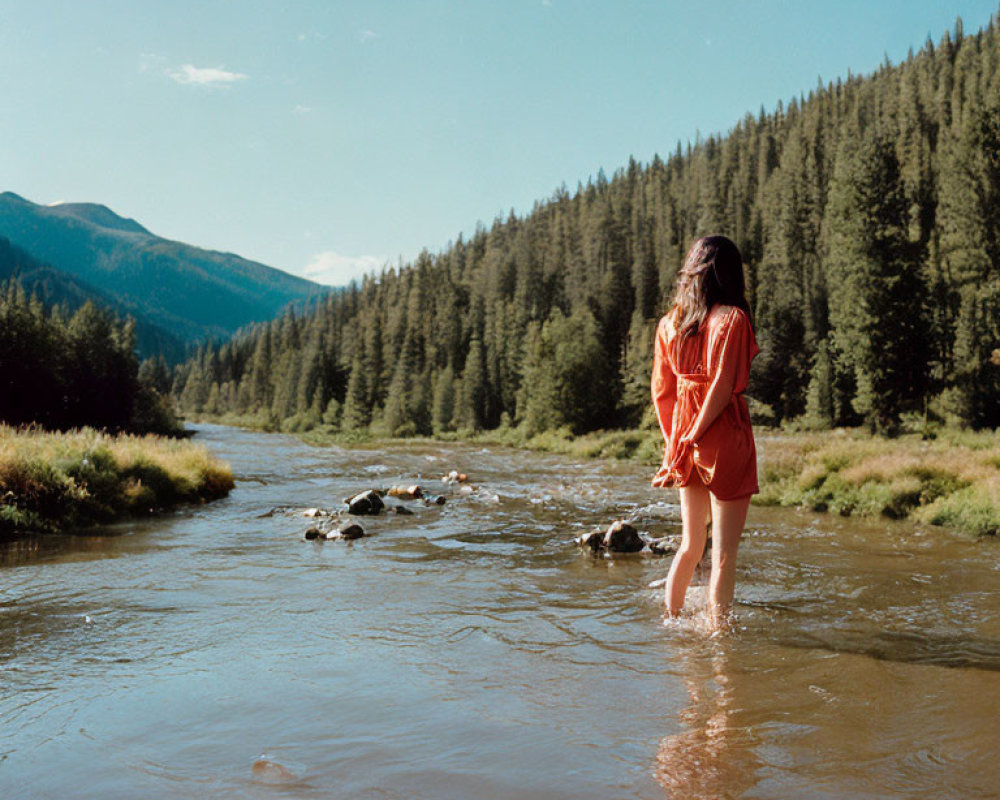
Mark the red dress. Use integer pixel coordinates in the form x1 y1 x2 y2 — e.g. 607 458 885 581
651 305 759 499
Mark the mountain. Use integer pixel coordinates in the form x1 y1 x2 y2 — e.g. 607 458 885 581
0 192 328 345
0 236 186 360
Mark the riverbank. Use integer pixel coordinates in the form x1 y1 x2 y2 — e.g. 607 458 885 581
187 412 1000 537
0 425 234 536
470 426 1000 537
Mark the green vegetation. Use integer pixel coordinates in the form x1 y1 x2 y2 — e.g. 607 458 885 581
754 429 1000 537
0 425 234 537
0 280 181 434
0 192 328 347
175 15 1000 439
0 236 186 359
168 14 1000 538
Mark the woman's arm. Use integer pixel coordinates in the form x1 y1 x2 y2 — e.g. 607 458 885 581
652 320 678 445
679 353 737 444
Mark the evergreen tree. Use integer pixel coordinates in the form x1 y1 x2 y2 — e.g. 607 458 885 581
169 13 1000 436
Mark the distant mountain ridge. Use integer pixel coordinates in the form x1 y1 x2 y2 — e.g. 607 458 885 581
0 236 187 360
43 201 151 235
0 191 328 348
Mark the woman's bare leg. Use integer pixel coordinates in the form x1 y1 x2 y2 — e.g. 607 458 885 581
664 478 711 616
707 493 750 628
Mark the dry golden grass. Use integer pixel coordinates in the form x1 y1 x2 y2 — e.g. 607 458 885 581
0 426 234 535
753 429 1000 536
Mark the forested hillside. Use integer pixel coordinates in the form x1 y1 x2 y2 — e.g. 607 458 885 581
0 282 178 434
175 15 1000 434
0 236 187 360
0 193 328 347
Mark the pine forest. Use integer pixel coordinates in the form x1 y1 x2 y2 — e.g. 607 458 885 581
0 283 178 434
173 16 1000 436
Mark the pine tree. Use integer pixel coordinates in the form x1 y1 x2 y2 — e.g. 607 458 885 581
822 134 927 432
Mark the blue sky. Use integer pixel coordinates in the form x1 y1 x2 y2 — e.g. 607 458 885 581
1 0 997 285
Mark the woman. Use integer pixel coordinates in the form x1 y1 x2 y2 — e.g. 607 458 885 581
651 235 759 628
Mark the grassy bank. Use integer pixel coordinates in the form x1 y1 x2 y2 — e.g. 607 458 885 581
0 425 234 536
189 412 1000 538
458 427 1000 538
754 429 1000 537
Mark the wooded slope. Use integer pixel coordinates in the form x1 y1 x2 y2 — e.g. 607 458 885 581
175 15 1000 434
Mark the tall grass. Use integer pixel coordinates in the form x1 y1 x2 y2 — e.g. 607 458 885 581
0 425 234 536
754 429 1000 537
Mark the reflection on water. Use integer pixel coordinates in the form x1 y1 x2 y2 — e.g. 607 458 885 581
1 424 999 799
655 642 761 800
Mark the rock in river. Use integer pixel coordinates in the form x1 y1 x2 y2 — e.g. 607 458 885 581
603 520 645 553
575 530 605 552
646 536 678 556
314 522 366 541
339 522 365 540
387 485 423 500
346 490 384 515
575 521 675 556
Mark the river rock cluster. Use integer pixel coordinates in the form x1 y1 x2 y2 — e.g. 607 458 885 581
575 519 678 557
266 471 678 556
261 471 473 543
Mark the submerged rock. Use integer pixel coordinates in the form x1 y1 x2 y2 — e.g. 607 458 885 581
646 536 678 556
423 494 447 506
252 758 297 783
603 520 644 553
258 506 295 518
346 490 384 515
304 526 323 540
394 505 414 515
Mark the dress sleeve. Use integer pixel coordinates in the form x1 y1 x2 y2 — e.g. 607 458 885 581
651 317 677 443
707 308 758 394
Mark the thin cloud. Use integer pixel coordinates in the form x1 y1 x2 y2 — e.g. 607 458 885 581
302 250 383 286
303 251 383 286
167 64 248 88
293 105 313 114
139 52 166 73
358 29 380 44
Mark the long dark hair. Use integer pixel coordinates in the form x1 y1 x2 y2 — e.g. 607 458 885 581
669 235 751 343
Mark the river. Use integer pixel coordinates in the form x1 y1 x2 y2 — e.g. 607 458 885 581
2 424 998 799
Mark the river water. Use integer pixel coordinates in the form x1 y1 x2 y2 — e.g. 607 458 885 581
2 424 998 799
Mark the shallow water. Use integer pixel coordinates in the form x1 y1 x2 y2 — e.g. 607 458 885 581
2 424 998 799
